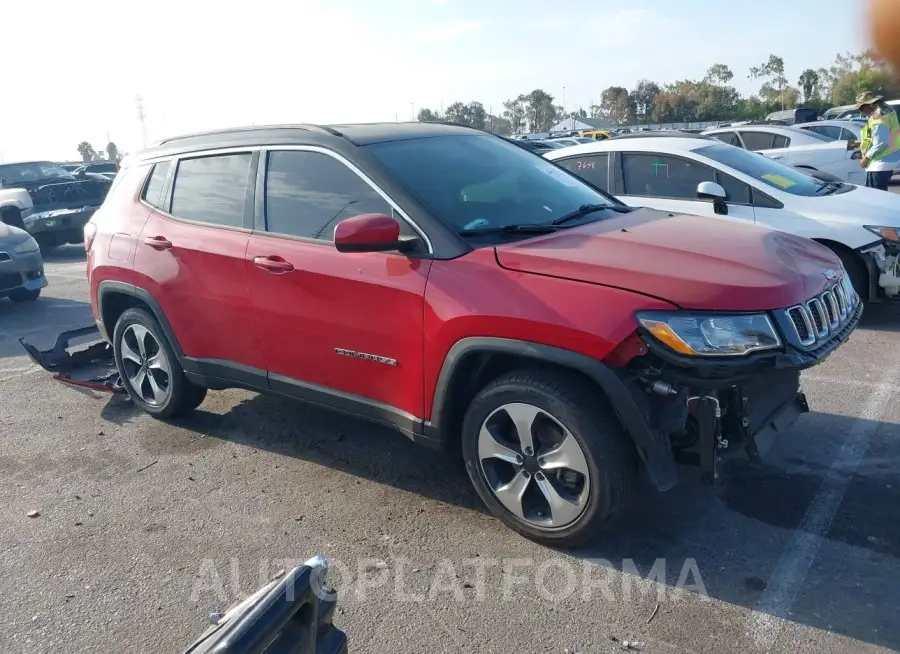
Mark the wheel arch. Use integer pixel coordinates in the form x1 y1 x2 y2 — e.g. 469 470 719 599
812 237 877 301
426 337 678 491
97 281 186 359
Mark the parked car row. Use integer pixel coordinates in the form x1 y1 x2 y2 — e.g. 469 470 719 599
21 121 870 549
545 135 900 302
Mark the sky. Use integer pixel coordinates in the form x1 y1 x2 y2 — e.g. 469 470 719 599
0 0 869 162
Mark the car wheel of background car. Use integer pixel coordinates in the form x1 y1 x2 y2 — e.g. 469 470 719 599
832 248 870 302
461 369 637 547
8 288 40 302
112 307 207 419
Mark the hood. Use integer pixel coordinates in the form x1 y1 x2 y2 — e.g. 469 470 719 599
494 209 841 311
804 184 900 227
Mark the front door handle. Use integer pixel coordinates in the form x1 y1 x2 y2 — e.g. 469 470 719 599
144 235 172 250
253 256 295 274
768 154 783 160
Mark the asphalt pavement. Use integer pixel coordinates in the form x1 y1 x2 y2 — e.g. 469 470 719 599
0 243 898 654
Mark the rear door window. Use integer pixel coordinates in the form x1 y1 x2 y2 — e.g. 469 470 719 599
170 153 252 228
840 128 859 141
621 153 715 199
738 131 777 151
555 154 611 191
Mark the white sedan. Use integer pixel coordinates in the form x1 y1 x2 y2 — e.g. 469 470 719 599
701 125 865 185
544 136 900 302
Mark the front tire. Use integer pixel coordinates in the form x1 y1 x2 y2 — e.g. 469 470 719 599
112 307 207 419
834 248 869 302
461 369 637 547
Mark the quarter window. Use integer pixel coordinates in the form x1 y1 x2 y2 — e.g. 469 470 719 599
621 153 714 199
555 154 610 190
170 154 251 228
712 132 741 147
142 160 171 210
738 131 777 151
265 150 394 241
772 135 791 148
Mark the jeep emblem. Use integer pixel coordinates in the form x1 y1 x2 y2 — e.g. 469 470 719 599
822 269 836 280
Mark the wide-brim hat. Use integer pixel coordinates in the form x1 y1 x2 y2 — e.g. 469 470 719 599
856 91 884 108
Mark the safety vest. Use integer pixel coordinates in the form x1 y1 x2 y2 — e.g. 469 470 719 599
860 110 900 161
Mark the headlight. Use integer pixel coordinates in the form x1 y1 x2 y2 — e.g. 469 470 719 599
12 237 39 254
637 311 782 356
864 225 900 241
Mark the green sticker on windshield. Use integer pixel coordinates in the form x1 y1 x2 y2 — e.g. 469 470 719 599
761 173 797 189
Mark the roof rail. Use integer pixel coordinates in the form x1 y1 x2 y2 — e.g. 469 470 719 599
153 123 344 146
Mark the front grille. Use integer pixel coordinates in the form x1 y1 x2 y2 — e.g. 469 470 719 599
0 272 22 291
26 179 110 207
782 275 858 348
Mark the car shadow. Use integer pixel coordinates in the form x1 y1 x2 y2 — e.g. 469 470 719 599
41 244 87 262
123 393 900 651
0 297 93 360
859 301 900 333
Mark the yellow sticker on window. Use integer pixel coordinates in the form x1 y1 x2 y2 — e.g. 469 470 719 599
761 173 797 189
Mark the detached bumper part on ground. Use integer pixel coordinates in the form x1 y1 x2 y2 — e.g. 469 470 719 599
19 325 124 393
182 556 348 654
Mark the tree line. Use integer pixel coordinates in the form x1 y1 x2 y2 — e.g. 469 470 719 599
417 50 900 134
76 141 120 163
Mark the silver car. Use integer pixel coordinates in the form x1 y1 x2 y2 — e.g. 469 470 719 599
0 222 47 301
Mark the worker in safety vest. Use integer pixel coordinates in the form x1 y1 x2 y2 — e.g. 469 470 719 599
856 90 900 190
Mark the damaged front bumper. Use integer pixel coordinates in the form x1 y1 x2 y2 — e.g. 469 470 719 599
862 241 900 300
19 324 124 394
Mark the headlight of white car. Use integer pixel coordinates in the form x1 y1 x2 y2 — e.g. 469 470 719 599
864 225 900 241
637 311 782 356
13 237 39 254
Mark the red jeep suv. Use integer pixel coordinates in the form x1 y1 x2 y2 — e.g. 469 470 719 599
82 123 861 546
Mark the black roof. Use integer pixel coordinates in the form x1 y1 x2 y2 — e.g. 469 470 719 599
139 122 482 161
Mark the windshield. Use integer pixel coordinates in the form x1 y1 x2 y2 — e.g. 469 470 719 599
696 143 840 196
0 161 75 184
366 134 621 233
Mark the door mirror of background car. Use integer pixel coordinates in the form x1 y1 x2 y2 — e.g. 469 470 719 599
696 181 729 215
334 213 415 254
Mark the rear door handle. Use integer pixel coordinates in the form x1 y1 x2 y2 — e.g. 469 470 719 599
143 236 172 250
253 256 295 273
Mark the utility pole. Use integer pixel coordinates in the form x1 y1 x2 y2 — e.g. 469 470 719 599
136 95 148 148
411 102 415 121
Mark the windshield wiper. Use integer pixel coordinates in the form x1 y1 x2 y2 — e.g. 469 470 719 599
815 180 844 195
550 203 632 226
458 224 560 236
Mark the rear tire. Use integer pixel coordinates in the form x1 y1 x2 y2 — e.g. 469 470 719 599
8 288 40 302
112 307 207 419
461 368 637 547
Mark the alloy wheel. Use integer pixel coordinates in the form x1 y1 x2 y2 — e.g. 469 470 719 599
477 402 591 528
120 324 171 406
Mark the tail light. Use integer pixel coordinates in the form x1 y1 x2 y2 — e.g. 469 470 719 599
851 150 862 160
84 222 97 252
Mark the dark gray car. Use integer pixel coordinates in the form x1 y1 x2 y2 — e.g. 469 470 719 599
0 222 47 301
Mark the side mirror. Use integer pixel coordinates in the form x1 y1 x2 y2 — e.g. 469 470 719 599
696 181 726 200
697 181 728 216
334 213 414 254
